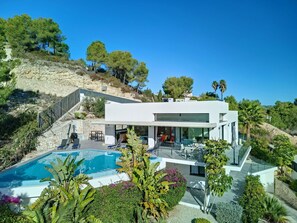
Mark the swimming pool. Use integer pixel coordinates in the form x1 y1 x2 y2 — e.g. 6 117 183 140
0 150 125 188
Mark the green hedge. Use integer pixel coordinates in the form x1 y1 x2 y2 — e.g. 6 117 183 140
87 181 141 223
161 168 187 210
216 202 243 223
0 204 30 223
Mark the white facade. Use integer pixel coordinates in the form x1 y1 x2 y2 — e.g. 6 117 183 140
104 100 238 149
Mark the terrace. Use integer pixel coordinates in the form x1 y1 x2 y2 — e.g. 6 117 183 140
151 143 251 168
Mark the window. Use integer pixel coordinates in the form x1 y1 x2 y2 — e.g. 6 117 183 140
190 165 205 177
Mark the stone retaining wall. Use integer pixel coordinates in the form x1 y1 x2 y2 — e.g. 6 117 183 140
275 178 297 209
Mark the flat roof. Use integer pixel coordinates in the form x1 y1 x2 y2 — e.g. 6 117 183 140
92 120 217 128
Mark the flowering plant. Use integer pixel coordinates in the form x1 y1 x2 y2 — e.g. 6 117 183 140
0 192 21 205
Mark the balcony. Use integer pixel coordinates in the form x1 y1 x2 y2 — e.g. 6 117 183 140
151 143 251 167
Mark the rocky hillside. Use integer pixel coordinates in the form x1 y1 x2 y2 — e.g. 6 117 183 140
261 122 297 146
12 59 138 99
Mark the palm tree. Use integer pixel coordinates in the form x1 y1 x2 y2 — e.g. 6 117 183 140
219 80 227 100
212 81 219 93
238 100 265 140
262 196 288 223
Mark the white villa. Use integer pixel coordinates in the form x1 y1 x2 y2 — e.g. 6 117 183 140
103 100 238 148
98 100 255 188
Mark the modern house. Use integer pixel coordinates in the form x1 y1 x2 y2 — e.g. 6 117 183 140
103 100 238 148
96 100 254 189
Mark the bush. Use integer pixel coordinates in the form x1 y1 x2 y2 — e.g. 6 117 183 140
289 179 297 192
0 205 29 223
93 98 105 118
192 218 210 223
216 202 243 223
161 168 187 210
121 85 132 93
239 175 266 223
192 218 211 223
87 181 142 222
74 111 87 119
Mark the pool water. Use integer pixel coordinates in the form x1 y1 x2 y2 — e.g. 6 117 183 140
0 150 122 188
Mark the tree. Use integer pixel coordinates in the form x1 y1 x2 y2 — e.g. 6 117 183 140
198 92 218 101
132 62 149 91
156 90 163 102
86 41 108 70
271 135 296 175
219 79 227 100
203 139 233 214
5 14 35 56
32 18 62 53
238 99 265 140
162 76 193 99
107 51 137 84
240 175 266 223
225 95 238 110
268 101 297 134
0 37 19 105
212 81 219 93
294 98 297 106
0 18 6 43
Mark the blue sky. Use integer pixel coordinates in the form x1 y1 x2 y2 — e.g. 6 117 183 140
1 0 297 105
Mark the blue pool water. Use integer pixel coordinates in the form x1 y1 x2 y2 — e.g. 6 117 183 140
0 150 123 188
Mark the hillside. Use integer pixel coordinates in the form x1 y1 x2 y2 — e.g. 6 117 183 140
12 59 139 100
261 122 297 146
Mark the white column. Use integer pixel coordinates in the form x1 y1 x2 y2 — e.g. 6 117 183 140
148 126 155 149
105 125 115 145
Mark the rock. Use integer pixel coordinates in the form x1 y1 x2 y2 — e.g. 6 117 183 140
12 59 139 100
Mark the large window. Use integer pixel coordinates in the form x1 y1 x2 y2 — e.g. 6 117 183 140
157 127 176 145
181 128 209 144
156 113 209 122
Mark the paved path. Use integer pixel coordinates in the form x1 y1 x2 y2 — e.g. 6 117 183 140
167 204 217 223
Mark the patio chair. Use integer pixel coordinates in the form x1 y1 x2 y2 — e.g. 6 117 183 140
57 139 68 150
107 137 123 149
72 138 80 149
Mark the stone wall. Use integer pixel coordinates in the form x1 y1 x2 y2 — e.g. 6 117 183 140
275 178 297 209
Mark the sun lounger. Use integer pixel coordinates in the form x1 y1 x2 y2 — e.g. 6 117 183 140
107 138 123 149
72 138 80 149
57 139 68 150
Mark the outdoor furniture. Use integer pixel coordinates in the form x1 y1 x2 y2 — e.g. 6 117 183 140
72 138 80 149
57 139 68 150
89 131 104 141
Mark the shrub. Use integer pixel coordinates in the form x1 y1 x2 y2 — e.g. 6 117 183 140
109 76 122 88
239 175 266 223
161 168 187 209
121 85 132 93
216 202 243 223
93 98 105 118
87 181 141 222
289 179 297 192
262 196 288 223
0 204 29 223
74 111 87 119
192 218 211 223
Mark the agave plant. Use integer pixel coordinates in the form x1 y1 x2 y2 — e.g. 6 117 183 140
262 196 288 223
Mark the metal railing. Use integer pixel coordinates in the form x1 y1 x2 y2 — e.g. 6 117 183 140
38 89 80 129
